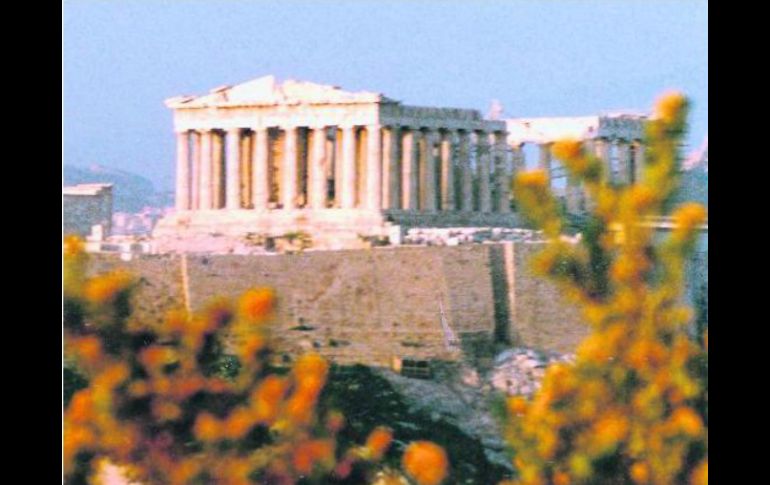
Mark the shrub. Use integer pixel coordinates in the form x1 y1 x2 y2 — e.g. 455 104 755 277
502 92 707 485
62 238 449 484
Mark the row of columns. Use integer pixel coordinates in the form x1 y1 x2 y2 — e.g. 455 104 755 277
520 138 645 214
176 125 513 214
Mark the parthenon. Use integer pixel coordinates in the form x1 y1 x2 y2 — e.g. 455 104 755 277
154 76 647 249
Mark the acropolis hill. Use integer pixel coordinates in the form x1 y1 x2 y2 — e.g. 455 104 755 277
91 76 706 367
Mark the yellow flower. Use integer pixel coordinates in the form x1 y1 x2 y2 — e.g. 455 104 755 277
71 336 103 367
551 139 583 161
294 352 330 384
507 396 529 416
239 287 275 321
251 375 288 424
654 91 687 125
223 407 255 440
592 411 629 450
628 185 657 212
630 462 650 484
517 170 549 189
553 470 571 485
690 459 707 485
669 407 703 437
83 271 133 304
63 235 85 257
366 426 394 460
672 203 707 234
402 441 449 485
193 412 222 442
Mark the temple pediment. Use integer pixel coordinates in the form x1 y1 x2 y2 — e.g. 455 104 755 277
166 75 393 108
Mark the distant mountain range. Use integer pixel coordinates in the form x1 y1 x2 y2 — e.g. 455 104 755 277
63 164 173 213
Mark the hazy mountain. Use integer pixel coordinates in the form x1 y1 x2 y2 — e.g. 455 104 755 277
63 164 173 212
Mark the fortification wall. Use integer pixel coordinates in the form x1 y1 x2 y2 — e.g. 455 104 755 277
87 244 607 366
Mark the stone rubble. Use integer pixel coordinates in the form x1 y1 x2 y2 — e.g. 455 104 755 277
402 227 545 246
488 347 575 397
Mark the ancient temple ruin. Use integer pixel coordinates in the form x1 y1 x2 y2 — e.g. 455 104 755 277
155 76 517 248
506 114 646 213
154 76 648 250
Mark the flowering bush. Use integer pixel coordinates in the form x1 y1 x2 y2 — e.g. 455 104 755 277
503 92 707 485
63 239 449 484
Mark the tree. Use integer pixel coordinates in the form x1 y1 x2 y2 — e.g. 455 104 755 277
502 92 707 485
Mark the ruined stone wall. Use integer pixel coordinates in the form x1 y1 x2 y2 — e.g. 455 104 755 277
506 242 589 354
63 191 113 237
89 246 500 366
86 243 709 365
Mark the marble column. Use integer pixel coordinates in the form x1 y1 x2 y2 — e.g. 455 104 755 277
459 131 473 211
616 140 632 184
632 140 645 184
401 129 419 210
212 131 224 209
477 131 492 213
191 131 201 210
175 130 190 211
310 126 327 209
508 143 524 207
365 124 383 211
493 132 511 213
538 143 552 185
594 138 612 183
566 177 582 214
340 125 357 209
440 131 456 211
422 129 437 211
225 128 241 210
252 128 269 210
199 129 213 210
282 126 298 209
382 125 400 210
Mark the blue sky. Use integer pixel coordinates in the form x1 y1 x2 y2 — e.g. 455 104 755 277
63 0 708 191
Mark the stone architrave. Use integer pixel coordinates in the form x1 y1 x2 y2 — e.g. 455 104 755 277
366 124 383 210
283 126 298 209
477 131 492 213
252 128 269 210
422 129 437 211
199 130 213 210
310 126 327 209
175 130 190 211
226 128 242 209
401 129 419 211
440 131 456 211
